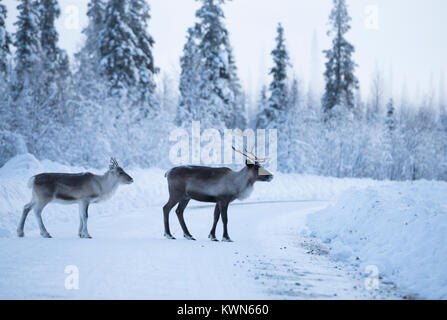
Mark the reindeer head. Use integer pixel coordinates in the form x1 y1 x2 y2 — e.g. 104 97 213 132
109 158 134 185
232 146 274 182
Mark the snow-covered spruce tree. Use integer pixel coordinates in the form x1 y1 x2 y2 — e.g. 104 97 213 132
0 0 11 81
78 0 105 72
283 78 301 172
256 23 290 130
37 0 70 117
12 0 42 99
226 43 247 129
256 23 292 172
322 0 359 116
74 0 106 109
257 85 268 113
127 0 157 117
194 0 236 129
177 26 202 127
99 0 158 118
38 0 64 75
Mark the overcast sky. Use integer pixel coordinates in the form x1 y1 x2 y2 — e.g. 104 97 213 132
3 0 446 106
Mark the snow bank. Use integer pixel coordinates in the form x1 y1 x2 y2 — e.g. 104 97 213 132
0 154 384 238
307 182 447 299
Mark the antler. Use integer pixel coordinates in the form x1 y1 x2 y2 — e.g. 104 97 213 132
109 157 119 169
232 146 269 164
245 146 269 164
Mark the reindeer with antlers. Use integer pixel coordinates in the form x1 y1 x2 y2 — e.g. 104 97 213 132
163 146 273 242
17 158 134 239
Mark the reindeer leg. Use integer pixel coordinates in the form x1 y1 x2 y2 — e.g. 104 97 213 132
17 201 35 237
175 199 195 240
79 201 92 239
34 201 51 238
163 197 179 239
208 204 220 242
78 217 84 238
220 201 233 242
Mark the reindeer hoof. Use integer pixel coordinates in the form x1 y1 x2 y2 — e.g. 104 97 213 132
164 233 176 240
222 237 233 243
79 234 92 239
17 231 25 238
208 234 219 242
184 234 196 241
41 233 52 238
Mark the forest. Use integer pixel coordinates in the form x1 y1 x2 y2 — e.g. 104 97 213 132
0 0 446 181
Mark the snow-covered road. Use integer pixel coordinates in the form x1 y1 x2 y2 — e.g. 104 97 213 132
0 201 402 300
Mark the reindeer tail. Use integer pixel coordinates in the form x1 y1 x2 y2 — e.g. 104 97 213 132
27 176 36 189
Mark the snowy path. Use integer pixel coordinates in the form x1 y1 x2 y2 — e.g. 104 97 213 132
0 201 402 299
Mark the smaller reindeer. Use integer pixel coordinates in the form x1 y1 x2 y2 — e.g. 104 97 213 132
17 158 133 239
163 146 274 242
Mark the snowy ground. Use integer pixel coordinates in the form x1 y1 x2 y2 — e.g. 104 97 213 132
0 200 402 299
1 154 444 299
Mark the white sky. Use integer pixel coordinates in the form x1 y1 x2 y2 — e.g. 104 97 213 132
3 0 446 106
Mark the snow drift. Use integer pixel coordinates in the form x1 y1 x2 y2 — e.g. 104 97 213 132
307 183 447 299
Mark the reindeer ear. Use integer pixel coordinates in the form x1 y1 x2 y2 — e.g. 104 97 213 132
246 159 255 167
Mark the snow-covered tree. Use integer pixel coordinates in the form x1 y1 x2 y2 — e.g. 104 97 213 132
257 85 268 113
282 78 302 172
99 0 157 112
127 0 157 112
194 0 235 129
177 0 242 129
177 26 202 127
12 0 42 97
322 0 359 115
37 0 70 114
256 23 290 129
78 0 105 71
74 0 106 107
0 0 11 81
226 43 246 128
38 0 64 74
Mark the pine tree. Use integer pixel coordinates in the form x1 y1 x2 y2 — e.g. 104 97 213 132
12 0 42 96
75 0 105 103
37 0 70 111
322 0 358 115
257 85 268 112
195 0 235 129
256 23 290 129
283 78 301 172
127 0 157 109
79 0 105 71
177 26 202 127
226 43 246 128
99 0 134 95
99 0 157 116
38 0 62 73
0 0 11 80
